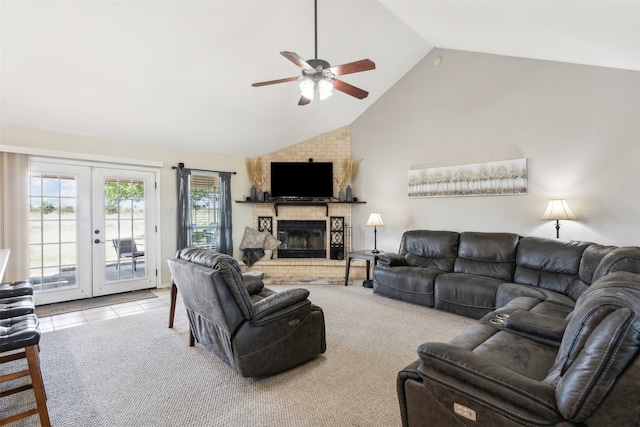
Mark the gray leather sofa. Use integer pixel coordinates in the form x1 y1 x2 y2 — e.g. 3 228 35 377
398 271 640 426
167 248 326 377
373 230 640 319
373 230 640 426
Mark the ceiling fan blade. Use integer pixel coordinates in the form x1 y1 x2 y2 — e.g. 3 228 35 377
298 96 312 106
251 76 299 87
333 79 369 99
327 59 375 77
281 51 315 72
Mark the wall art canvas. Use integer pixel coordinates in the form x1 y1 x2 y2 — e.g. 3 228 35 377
408 158 527 198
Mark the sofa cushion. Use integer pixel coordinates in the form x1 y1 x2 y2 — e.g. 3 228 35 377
496 282 576 312
515 237 592 294
577 244 616 285
453 232 519 281
373 266 442 307
593 246 640 282
399 230 459 272
558 243 618 302
435 274 505 319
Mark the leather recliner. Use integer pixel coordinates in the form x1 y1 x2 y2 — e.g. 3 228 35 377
167 247 326 377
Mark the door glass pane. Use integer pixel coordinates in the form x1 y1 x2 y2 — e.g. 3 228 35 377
29 172 78 293
104 178 146 282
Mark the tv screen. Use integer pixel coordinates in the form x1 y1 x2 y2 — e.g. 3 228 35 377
270 162 333 199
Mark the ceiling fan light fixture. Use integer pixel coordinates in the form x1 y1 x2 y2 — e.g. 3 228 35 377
318 77 334 100
299 78 315 100
250 0 375 105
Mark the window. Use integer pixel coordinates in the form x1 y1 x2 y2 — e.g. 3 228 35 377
189 173 220 250
28 171 78 292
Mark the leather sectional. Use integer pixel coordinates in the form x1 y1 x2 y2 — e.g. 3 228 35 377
372 230 640 426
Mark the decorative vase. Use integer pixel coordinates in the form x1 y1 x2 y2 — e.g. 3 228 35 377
250 185 257 201
338 188 345 202
346 185 353 202
257 189 264 202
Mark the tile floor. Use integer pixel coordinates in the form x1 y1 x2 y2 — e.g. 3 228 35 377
38 287 175 333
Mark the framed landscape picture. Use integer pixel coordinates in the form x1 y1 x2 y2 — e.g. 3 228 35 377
408 158 527 198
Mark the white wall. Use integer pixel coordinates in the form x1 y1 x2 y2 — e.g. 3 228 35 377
0 124 253 286
350 49 640 251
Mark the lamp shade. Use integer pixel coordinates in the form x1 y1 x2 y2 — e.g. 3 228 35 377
540 199 576 221
366 213 384 227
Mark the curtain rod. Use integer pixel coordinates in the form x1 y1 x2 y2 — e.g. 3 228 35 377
172 163 236 175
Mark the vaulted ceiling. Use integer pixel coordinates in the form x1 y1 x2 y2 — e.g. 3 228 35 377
2 1 638 157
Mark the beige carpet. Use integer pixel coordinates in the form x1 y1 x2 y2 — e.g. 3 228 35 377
3 284 475 427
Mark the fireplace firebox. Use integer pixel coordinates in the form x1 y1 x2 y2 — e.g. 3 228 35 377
277 220 326 258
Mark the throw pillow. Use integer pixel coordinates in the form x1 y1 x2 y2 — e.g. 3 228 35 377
239 227 268 250
263 232 282 250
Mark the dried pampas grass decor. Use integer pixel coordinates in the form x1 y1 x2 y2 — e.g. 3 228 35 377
338 159 362 187
245 157 265 188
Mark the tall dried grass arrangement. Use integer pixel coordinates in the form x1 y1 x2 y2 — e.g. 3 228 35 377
245 157 265 188
336 159 362 188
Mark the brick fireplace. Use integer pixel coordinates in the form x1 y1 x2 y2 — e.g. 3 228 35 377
239 126 368 281
244 202 356 279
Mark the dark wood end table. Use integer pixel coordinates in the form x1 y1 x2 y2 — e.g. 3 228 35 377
344 250 382 288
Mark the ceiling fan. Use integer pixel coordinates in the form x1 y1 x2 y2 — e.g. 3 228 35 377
251 0 375 106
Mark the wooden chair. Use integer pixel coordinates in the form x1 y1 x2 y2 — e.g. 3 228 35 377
0 314 51 427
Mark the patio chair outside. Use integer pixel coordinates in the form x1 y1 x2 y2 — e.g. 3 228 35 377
112 238 145 271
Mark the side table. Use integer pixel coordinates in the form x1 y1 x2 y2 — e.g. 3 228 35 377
344 250 381 288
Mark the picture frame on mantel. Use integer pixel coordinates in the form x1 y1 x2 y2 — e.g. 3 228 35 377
408 158 527 198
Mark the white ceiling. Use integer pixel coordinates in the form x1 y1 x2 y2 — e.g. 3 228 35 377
2 1 639 157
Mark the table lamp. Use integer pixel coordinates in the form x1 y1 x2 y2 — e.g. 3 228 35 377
540 199 576 239
366 213 384 254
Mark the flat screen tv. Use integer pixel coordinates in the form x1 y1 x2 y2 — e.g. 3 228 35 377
270 162 333 200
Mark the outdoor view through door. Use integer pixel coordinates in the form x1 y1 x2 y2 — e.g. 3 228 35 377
28 161 157 305
29 170 83 294
103 178 146 281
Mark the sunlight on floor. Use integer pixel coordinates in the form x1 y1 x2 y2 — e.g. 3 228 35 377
38 288 177 333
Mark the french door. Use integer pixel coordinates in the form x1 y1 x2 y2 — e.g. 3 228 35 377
91 168 156 296
29 161 157 305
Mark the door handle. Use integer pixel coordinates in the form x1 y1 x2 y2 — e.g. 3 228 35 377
94 239 107 244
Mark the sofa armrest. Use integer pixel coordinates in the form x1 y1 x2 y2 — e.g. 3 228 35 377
377 252 407 267
251 288 310 322
417 342 558 418
503 310 568 344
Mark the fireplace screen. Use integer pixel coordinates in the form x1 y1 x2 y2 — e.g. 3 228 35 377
277 220 326 258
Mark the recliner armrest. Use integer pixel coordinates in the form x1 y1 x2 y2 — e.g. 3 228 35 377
251 288 310 322
377 253 407 267
503 310 568 344
418 342 559 420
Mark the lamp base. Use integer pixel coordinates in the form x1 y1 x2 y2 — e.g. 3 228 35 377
363 280 373 288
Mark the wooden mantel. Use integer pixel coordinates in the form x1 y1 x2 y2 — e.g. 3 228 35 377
236 200 365 216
